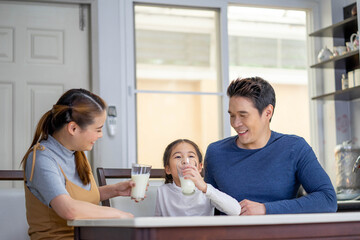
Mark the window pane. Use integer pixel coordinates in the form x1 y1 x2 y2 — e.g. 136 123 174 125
135 5 220 92
134 5 222 167
137 94 221 168
228 6 310 143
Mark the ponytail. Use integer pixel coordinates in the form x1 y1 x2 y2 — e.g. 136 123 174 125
21 110 52 169
75 151 91 185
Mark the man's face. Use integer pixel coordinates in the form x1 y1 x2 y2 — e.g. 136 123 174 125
228 96 272 149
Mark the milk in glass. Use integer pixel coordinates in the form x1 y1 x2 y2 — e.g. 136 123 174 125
131 174 150 200
179 176 196 195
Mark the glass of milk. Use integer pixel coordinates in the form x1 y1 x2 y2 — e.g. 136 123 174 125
176 158 196 195
131 163 152 201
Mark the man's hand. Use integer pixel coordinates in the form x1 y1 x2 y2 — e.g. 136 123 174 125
239 199 266 215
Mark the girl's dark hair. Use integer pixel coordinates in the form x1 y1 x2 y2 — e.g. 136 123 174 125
227 77 276 121
163 139 203 184
21 88 107 185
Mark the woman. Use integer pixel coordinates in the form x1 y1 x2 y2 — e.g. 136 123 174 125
22 89 133 240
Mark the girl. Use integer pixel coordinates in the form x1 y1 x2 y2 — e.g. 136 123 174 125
22 89 133 240
155 139 241 216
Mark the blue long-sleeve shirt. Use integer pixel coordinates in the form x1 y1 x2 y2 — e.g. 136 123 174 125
204 131 337 214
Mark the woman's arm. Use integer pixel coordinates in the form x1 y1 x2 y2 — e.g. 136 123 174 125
98 180 135 201
50 194 134 220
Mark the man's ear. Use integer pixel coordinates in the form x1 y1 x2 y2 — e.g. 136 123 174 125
264 104 274 120
67 121 78 136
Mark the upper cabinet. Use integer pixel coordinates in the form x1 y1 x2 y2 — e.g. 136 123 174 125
310 3 360 101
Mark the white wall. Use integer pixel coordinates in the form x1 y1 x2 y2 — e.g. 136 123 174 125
96 0 129 169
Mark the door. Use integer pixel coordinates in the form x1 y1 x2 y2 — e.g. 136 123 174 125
0 1 90 184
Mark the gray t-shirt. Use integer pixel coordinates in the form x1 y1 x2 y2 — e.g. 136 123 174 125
25 135 91 206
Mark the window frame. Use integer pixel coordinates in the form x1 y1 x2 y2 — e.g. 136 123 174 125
123 0 230 167
122 0 321 167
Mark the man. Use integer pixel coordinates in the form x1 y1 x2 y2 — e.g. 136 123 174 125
204 77 337 215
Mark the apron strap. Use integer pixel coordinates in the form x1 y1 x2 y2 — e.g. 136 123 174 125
29 143 45 182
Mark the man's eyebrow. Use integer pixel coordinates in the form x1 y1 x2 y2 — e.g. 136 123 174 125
228 110 248 114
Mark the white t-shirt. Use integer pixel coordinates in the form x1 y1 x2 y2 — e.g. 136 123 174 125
155 182 241 217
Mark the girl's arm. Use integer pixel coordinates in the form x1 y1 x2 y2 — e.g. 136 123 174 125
183 165 241 216
50 194 134 220
205 184 241 216
98 180 135 201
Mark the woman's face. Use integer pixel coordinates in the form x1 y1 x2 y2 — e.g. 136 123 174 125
165 142 202 186
73 110 106 151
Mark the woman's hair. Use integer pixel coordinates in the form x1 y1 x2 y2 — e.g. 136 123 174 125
21 88 107 185
163 139 203 184
227 77 276 121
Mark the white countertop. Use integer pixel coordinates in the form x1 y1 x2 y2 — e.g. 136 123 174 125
68 212 360 228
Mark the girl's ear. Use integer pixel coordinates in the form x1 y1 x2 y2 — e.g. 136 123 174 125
165 165 171 175
198 162 203 172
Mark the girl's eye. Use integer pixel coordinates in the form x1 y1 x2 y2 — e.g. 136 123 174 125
174 156 181 159
189 155 195 158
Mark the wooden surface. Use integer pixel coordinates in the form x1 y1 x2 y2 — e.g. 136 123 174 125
0 170 24 180
73 220 360 240
71 213 360 240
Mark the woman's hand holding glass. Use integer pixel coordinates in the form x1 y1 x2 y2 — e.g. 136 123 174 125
114 180 136 197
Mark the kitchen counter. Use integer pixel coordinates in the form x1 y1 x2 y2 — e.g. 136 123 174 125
69 212 360 240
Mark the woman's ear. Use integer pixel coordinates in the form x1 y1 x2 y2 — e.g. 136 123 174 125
66 121 78 136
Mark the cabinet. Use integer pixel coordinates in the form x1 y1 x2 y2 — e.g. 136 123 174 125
310 7 359 101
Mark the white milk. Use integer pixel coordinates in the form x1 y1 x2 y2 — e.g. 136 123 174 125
131 174 150 200
179 177 195 195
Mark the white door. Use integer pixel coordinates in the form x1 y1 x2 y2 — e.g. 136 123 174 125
0 1 90 182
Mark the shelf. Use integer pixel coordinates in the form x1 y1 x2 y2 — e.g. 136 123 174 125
312 85 360 101
310 50 359 69
309 16 358 38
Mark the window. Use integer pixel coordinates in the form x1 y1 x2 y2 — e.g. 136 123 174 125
228 6 310 142
134 5 223 167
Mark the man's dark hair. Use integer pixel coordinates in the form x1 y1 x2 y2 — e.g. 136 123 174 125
227 77 276 120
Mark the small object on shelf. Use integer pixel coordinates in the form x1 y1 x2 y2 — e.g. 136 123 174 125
348 70 355 87
351 5 357 16
350 31 359 49
342 74 349 89
346 41 355 51
355 69 360 86
333 46 347 56
317 46 333 62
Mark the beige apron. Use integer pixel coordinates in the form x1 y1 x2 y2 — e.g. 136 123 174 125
24 143 100 240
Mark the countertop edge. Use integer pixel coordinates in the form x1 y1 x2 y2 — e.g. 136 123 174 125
68 212 360 228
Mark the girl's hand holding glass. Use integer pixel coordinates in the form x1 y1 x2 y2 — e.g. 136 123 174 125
181 164 207 193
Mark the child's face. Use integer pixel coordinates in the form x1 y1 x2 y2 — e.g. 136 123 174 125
165 142 202 186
